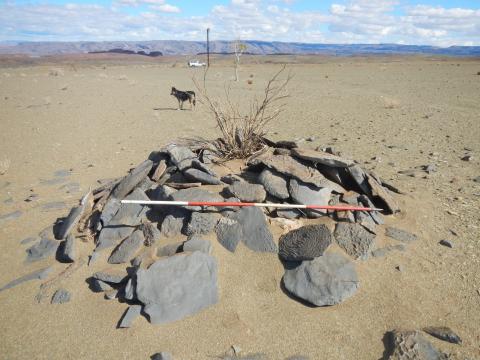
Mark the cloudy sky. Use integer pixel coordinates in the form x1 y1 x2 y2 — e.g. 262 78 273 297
0 0 479 46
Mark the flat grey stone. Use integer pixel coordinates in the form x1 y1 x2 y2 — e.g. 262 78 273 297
91 278 114 292
0 266 53 292
40 178 67 186
124 277 136 300
26 238 59 263
215 217 243 253
57 192 89 239
96 189 149 251
334 223 376 260
255 153 326 187
354 210 377 234
60 182 80 193
93 269 128 284
136 252 218 324
157 242 183 257
231 207 277 253
20 236 38 245
358 195 384 225
439 239 453 248
112 160 153 199
258 168 289 199
184 237 212 254
151 352 174 360
371 244 406 257
385 227 417 243
346 165 370 195
291 148 354 168
38 225 55 240
226 181 266 202
186 212 218 236
51 288 71 304
149 185 177 201
283 252 359 306
191 159 217 177
170 188 223 211
161 212 187 237
119 305 142 328
108 230 145 264
221 174 242 185
341 192 360 206
279 224 332 261
423 326 462 344
366 172 400 214
387 330 449 360
137 177 155 192
166 145 196 170
276 208 302 219
99 197 122 227
54 169 71 177
0 210 22 223
60 234 77 262
41 202 67 212
289 178 331 218
183 168 221 185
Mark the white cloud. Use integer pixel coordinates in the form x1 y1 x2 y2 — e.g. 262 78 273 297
0 0 478 46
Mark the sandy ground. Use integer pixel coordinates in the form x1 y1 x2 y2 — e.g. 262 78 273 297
0 55 479 359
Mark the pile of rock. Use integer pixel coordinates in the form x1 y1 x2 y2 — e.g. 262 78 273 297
14 139 415 327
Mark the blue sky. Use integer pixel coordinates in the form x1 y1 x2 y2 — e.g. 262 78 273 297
1 0 479 46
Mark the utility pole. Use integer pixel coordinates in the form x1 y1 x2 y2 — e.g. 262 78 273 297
206 28 210 68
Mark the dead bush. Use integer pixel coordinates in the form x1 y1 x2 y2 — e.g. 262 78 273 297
193 65 292 160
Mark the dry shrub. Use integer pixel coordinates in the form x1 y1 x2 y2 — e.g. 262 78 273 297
194 66 292 160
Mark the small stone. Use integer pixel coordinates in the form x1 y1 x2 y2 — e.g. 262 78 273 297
291 148 354 168
26 238 59 263
161 212 187 238
51 288 71 304
279 224 332 261
385 227 417 242
108 230 145 264
220 174 242 184
334 223 376 260
166 145 196 170
371 244 405 257
423 326 462 344
183 237 212 254
141 221 161 246
461 154 473 161
395 265 404 272
119 305 142 328
226 182 266 202
283 252 359 306
170 188 223 211
0 266 53 293
183 168 221 185
104 289 118 300
439 239 453 248
151 352 174 360
276 208 302 219
20 236 38 245
186 212 218 236
91 278 114 292
473 176 480 183
215 217 243 253
157 242 183 257
423 164 437 173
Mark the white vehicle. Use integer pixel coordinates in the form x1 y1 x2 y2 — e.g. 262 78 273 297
188 60 206 67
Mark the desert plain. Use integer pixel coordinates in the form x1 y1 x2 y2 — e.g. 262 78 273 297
0 54 479 359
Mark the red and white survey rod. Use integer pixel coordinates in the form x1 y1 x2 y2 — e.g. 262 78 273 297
120 199 383 212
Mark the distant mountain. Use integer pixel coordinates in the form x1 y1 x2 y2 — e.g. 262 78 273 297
0 40 479 57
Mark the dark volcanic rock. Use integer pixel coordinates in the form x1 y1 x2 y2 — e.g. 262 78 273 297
423 326 462 344
279 224 332 261
183 168 221 185
258 168 289 199
283 253 359 306
119 305 142 328
186 212 218 236
387 330 449 360
26 238 59 263
51 288 71 304
385 227 417 243
231 207 277 253
136 252 218 324
215 217 243 253
151 352 174 360
112 160 153 199
334 223 376 260
289 178 331 218
226 182 266 202
108 230 145 264
96 188 149 251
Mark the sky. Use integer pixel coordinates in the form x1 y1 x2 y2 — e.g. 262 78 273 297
0 0 479 46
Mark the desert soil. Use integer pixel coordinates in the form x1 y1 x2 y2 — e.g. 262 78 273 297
0 55 479 359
